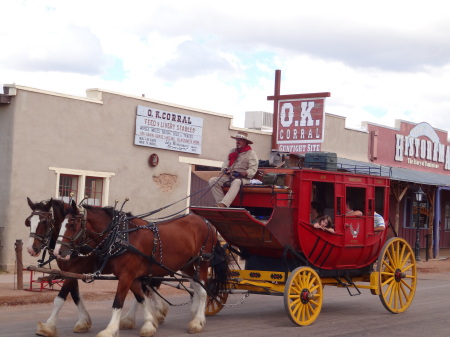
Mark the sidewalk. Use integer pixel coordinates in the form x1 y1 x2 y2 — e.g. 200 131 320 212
0 269 121 307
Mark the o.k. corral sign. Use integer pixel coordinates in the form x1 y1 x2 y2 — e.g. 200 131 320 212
134 105 203 154
267 70 330 154
275 97 327 153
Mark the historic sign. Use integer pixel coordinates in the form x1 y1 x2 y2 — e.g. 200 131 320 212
274 98 326 153
134 105 203 154
394 122 450 171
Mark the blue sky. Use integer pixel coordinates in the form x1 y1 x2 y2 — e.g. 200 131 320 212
1 0 450 135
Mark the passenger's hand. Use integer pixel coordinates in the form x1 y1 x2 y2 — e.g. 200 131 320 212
223 168 231 175
232 170 248 178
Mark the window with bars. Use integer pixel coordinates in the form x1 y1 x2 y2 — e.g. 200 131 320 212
85 176 103 206
58 174 104 206
53 168 113 207
59 175 79 203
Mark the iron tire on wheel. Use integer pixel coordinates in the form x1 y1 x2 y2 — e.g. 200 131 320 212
284 266 323 326
377 237 417 313
205 289 228 316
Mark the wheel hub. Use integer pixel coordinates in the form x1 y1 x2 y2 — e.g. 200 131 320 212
300 288 312 304
394 268 406 282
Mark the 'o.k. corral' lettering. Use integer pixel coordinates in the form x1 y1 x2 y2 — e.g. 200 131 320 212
394 122 450 170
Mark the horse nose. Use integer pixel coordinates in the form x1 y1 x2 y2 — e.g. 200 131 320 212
53 245 69 260
27 246 38 256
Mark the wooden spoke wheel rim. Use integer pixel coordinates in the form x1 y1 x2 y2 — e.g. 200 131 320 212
377 237 417 313
284 266 323 326
205 289 228 316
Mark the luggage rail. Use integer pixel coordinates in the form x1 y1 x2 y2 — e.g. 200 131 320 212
336 163 392 177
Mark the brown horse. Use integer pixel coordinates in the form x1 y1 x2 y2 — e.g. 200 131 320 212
53 201 229 337
25 198 168 337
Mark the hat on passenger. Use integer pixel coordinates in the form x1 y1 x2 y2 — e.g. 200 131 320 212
231 131 253 144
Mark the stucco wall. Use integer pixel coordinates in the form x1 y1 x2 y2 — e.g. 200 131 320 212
0 95 15 270
322 113 369 161
0 85 272 271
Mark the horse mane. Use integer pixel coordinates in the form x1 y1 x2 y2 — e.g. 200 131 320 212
82 205 133 218
51 199 65 209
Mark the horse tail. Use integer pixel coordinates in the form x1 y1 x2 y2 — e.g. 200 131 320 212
208 241 230 300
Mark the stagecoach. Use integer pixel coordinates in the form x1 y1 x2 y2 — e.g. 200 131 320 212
25 156 417 336
191 160 417 326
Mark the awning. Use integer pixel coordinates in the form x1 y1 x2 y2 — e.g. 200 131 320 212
337 158 450 187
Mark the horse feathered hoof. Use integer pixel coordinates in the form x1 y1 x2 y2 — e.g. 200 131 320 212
36 322 57 337
188 320 205 334
139 322 157 337
73 317 92 333
154 302 169 324
119 316 136 330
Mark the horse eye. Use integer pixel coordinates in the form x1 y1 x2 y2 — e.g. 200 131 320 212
68 219 77 229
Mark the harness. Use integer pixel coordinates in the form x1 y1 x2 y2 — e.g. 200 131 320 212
27 210 59 267
64 210 216 282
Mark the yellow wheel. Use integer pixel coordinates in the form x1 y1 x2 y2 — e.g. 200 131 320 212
377 237 417 313
284 266 323 326
205 289 228 316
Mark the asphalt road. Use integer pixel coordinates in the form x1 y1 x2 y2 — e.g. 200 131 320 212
1 272 450 337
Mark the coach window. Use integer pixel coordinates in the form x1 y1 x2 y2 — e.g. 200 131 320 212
49 167 114 206
346 187 366 215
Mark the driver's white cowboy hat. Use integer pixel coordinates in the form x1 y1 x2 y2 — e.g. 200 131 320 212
230 131 253 144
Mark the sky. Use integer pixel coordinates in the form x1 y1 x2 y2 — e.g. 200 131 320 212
1 0 450 135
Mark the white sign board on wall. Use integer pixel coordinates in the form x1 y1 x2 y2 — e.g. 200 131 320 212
134 105 203 154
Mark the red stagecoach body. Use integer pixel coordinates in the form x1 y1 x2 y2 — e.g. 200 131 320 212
191 167 390 271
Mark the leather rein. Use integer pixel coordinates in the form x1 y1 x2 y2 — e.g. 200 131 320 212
58 209 216 280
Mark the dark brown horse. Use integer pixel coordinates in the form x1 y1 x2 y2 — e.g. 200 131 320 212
26 198 94 337
53 201 229 337
25 198 168 337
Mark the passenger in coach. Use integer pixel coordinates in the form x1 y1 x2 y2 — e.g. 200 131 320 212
209 131 258 207
310 201 324 222
374 211 386 232
345 200 363 216
312 215 335 234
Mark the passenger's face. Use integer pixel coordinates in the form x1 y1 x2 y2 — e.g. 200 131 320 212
320 219 329 227
236 139 247 148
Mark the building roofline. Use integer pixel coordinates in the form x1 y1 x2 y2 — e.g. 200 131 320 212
86 87 233 120
3 84 102 104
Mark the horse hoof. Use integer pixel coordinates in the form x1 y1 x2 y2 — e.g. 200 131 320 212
139 322 157 337
73 323 91 333
188 321 204 334
119 317 136 330
73 318 92 333
36 322 57 337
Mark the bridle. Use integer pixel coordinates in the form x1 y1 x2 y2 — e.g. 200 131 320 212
26 210 55 249
56 209 89 254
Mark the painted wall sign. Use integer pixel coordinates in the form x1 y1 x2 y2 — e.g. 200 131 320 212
274 98 326 153
394 122 450 170
367 120 450 173
134 105 203 154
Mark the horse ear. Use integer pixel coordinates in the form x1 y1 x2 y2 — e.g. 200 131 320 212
44 199 52 212
27 197 35 210
70 199 78 210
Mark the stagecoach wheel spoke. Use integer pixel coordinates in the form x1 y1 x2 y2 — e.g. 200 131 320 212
205 265 230 316
377 237 417 313
284 266 323 326
205 290 229 316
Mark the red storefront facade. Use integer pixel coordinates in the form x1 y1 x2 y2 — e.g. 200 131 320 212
364 120 450 256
